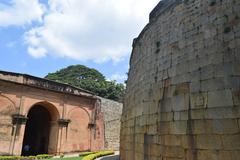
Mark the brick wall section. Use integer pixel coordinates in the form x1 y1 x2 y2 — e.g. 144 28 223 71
120 0 240 160
100 97 122 150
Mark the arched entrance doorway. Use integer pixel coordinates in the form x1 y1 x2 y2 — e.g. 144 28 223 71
21 102 59 156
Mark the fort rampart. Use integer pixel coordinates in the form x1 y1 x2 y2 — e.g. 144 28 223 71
121 0 240 159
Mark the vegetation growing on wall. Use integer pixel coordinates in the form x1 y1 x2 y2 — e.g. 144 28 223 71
45 65 125 102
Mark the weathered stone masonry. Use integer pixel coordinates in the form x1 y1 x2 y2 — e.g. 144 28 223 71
100 97 122 150
121 0 240 160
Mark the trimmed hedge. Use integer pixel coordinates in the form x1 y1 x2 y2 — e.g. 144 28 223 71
79 152 96 157
82 151 114 160
0 154 53 160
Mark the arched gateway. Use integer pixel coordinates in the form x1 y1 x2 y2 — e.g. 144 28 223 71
21 102 59 156
0 71 104 156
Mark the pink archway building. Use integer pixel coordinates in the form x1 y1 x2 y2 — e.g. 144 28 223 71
0 71 104 156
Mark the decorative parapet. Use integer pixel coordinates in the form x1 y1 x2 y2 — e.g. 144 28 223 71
0 70 97 99
58 119 71 127
12 114 28 125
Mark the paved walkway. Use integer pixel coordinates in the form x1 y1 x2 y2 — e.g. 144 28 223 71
53 151 120 159
96 151 119 160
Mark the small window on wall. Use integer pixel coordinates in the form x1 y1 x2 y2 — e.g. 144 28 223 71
144 133 154 160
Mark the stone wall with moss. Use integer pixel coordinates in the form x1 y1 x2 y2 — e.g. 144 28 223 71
120 0 240 159
100 97 122 150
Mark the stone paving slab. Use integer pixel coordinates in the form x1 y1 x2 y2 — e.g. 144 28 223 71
96 155 119 160
96 151 119 160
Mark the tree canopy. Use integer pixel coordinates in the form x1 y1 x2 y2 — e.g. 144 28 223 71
45 65 125 102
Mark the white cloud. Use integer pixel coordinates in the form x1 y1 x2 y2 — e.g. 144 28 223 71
109 73 127 83
0 0 45 27
24 0 159 63
0 0 160 62
28 47 47 58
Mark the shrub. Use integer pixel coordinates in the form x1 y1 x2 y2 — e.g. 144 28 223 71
82 151 114 160
36 154 53 159
0 154 53 160
79 152 96 157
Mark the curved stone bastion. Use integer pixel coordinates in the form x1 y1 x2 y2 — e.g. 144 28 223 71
120 0 240 159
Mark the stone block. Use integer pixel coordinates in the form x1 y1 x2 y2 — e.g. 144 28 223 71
197 150 220 160
135 126 145 134
135 134 144 144
222 134 240 149
127 119 135 127
190 92 208 109
135 142 144 153
149 103 159 114
232 90 240 105
204 107 240 119
168 67 177 77
172 94 189 111
161 98 173 112
176 60 190 75
169 121 188 135
190 109 205 119
138 115 147 126
148 114 158 125
165 85 176 98
224 76 240 89
163 135 182 146
171 73 191 85
150 144 161 157
195 135 222 149
153 87 164 101
219 150 240 160
200 65 218 80
190 81 201 93
200 78 225 91
210 119 239 134
148 124 158 134
162 145 185 158
207 89 233 108
157 121 170 135
174 82 190 95
159 112 174 122
174 111 188 121
191 120 212 134
189 70 201 82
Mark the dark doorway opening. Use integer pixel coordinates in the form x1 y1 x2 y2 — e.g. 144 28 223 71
21 105 51 156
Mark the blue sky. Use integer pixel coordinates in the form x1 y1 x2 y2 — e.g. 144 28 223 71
0 0 159 83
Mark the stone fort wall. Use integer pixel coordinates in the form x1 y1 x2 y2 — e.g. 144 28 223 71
100 97 122 150
121 0 240 160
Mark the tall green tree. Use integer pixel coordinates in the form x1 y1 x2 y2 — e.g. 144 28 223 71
45 65 125 102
